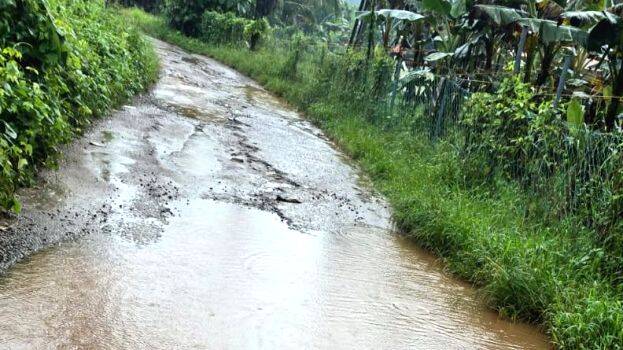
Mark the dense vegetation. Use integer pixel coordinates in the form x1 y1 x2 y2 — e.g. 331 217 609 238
120 0 623 347
0 0 156 211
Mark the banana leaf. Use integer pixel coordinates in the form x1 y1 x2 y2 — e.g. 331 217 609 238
422 0 451 17
517 18 587 45
561 11 608 27
586 12 623 51
356 9 425 22
472 5 528 26
424 51 453 61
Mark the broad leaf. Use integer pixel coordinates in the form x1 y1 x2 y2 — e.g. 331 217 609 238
472 5 527 26
567 98 584 126
586 12 623 51
450 0 468 19
422 0 451 16
561 11 608 27
399 68 435 87
424 52 454 61
377 9 426 22
518 18 587 44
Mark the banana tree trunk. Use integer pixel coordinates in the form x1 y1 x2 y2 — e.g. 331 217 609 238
383 17 393 48
366 0 377 60
523 43 535 83
349 0 368 46
485 34 494 70
536 44 555 86
605 60 623 131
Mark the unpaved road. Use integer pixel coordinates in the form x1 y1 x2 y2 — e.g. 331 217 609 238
0 39 548 349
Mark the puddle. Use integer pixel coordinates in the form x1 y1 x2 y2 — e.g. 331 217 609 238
0 200 547 349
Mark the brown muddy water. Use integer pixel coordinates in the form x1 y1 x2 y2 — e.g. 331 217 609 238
0 39 549 349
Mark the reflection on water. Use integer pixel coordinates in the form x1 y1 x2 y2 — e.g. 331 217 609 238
0 199 548 349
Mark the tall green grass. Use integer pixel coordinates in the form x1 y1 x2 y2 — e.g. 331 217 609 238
121 8 623 348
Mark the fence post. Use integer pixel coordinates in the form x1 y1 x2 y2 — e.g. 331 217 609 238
553 55 573 109
514 26 528 75
432 77 447 140
389 58 402 113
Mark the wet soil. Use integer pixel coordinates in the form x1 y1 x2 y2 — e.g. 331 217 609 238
0 39 549 349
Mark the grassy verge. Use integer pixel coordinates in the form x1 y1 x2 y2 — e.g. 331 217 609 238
0 1 158 210
121 8 623 348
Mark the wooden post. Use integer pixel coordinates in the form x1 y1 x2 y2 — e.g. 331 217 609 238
514 26 528 75
553 55 572 109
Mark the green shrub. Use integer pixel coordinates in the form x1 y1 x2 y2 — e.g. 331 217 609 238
200 11 246 44
164 0 253 36
199 11 268 49
112 0 163 13
243 17 269 50
0 0 156 211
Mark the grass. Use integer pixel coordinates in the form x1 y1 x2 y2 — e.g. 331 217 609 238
121 8 623 349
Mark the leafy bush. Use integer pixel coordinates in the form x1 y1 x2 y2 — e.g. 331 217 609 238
201 12 246 44
199 11 268 49
243 17 269 50
112 0 163 13
461 77 564 182
0 0 156 211
164 0 253 36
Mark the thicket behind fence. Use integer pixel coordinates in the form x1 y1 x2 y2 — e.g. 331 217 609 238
280 41 623 275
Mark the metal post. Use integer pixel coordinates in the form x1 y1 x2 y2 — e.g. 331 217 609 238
553 55 573 109
514 26 528 75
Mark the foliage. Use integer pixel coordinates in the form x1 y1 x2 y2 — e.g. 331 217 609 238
0 0 156 211
110 0 163 13
243 16 269 50
201 11 248 44
199 11 268 49
163 0 253 36
462 77 562 180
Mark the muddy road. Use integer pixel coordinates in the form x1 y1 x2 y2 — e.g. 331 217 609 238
0 39 548 349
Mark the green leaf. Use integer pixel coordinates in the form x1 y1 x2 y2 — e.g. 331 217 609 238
567 98 584 126
473 5 527 26
424 52 453 61
422 0 451 16
517 18 587 45
10 198 21 214
586 12 623 51
3 122 16 140
450 0 467 18
561 11 608 27
357 9 425 22
379 9 425 22
17 158 28 170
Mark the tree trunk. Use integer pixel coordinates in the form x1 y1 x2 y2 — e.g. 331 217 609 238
536 44 554 86
349 0 368 46
523 45 535 83
605 61 623 131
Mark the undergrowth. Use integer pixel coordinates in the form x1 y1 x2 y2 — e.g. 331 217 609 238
0 0 157 211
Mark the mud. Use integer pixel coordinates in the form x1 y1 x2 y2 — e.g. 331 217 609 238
0 39 549 349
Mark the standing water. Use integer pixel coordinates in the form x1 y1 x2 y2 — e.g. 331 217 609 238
0 39 549 349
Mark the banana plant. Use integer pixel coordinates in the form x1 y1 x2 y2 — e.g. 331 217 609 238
355 8 425 47
586 11 623 130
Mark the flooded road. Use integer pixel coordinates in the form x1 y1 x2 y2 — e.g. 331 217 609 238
0 39 548 349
